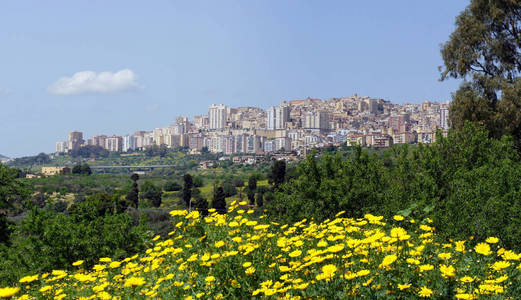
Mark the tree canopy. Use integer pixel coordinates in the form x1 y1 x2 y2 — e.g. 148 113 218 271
441 0 521 149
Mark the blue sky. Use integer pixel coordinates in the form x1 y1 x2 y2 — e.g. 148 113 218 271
0 1 468 158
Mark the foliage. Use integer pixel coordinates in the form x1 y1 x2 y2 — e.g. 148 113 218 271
247 175 257 205
211 186 226 213
7 207 521 299
269 160 286 189
0 163 31 210
72 163 92 175
441 0 521 149
126 174 139 209
163 181 181 192
9 153 50 167
70 145 109 159
222 179 237 198
139 181 162 208
193 191 209 217
192 176 204 188
145 145 168 158
0 195 148 285
267 147 387 223
267 124 521 250
182 174 193 208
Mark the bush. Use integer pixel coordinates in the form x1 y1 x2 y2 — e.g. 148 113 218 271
266 123 521 250
163 181 181 192
0 201 148 285
9 207 521 299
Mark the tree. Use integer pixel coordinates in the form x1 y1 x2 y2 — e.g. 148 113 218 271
81 163 92 175
163 181 182 192
0 163 31 210
140 181 162 208
193 176 204 188
270 160 286 189
158 144 168 158
233 178 245 188
247 175 257 205
0 202 148 284
211 186 226 213
70 145 109 158
441 0 521 149
72 163 92 175
0 213 10 244
193 191 209 217
72 164 82 175
126 173 139 209
182 174 193 208
222 179 237 197
256 186 269 207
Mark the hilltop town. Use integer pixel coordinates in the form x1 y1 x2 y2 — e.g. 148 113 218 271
56 95 449 156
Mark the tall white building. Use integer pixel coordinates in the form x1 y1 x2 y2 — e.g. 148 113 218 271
56 141 67 153
304 111 329 131
105 136 123 152
266 105 289 130
122 135 138 152
209 104 227 130
440 107 449 130
142 132 154 148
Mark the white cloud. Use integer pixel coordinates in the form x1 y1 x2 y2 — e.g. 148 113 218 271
48 69 140 95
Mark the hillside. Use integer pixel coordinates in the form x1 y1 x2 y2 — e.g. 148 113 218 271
0 154 9 163
5 203 520 299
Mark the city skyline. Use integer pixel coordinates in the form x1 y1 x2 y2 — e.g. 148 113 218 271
53 95 449 158
1 1 467 157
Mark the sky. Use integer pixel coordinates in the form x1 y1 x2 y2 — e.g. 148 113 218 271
0 1 469 158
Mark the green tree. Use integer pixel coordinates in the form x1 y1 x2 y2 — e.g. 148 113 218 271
211 186 226 214
81 163 92 175
441 0 521 149
270 160 286 189
126 173 139 209
193 191 209 217
247 175 257 205
0 203 148 284
72 163 82 174
163 181 181 192
182 174 193 208
222 179 237 197
193 176 204 188
256 186 269 207
0 163 31 210
139 181 162 208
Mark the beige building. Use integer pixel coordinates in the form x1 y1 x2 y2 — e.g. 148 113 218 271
105 136 123 152
41 166 70 176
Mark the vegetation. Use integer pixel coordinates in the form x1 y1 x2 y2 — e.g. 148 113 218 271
211 186 227 214
4 205 521 299
267 123 521 250
70 145 109 159
441 0 521 150
0 193 149 285
139 181 162 208
2 2 521 297
127 173 139 209
72 163 92 175
182 174 193 208
247 175 258 205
